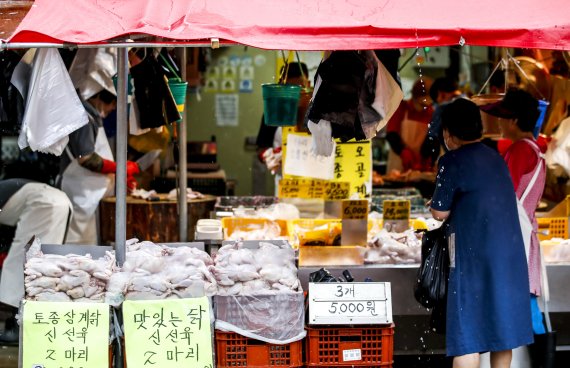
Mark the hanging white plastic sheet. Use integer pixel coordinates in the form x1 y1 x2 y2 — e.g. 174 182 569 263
17 49 88 155
69 48 118 99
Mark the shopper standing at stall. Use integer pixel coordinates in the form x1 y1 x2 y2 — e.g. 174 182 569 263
481 89 547 333
429 99 533 368
385 77 433 172
0 179 71 343
58 89 140 244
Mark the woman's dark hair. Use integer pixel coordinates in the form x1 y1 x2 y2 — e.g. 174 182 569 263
429 77 458 102
441 98 483 141
502 88 539 133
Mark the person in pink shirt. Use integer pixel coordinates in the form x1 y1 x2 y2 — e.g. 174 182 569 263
481 88 547 335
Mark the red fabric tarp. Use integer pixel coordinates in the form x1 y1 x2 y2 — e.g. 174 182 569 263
7 0 570 50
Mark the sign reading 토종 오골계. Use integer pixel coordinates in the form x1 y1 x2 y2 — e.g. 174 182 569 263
123 297 213 368
22 300 110 368
308 282 392 325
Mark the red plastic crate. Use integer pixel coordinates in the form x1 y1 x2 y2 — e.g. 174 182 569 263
306 324 394 367
215 331 303 367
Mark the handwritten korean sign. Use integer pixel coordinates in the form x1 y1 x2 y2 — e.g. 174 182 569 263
279 178 350 200
123 297 213 368
382 200 410 220
281 128 371 198
22 301 110 368
341 200 369 220
332 140 372 199
282 133 335 180
308 282 392 325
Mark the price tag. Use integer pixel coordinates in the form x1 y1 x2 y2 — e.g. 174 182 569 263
22 301 110 368
342 200 369 220
324 181 350 200
382 200 410 220
279 179 350 200
343 349 362 362
123 297 214 368
308 282 392 325
279 178 324 199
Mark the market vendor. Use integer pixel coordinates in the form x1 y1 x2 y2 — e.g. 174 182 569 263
0 179 71 343
481 89 548 336
57 89 140 245
385 77 434 172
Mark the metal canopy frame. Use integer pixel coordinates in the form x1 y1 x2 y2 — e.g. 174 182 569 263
2 36 227 264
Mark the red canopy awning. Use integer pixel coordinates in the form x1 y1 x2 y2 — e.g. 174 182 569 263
6 0 570 50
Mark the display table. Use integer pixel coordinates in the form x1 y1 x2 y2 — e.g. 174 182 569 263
100 195 217 244
299 264 570 354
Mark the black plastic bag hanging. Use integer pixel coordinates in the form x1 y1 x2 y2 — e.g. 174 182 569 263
414 226 449 309
305 50 380 142
130 49 181 129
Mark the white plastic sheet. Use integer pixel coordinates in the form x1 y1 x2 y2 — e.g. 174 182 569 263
69 48 117 100
214 292 306 344
18 49 88 155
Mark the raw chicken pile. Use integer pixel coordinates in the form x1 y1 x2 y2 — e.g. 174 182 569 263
227 221 286 241
25 240 115 303
211 241 301 296
364 228 422 264
105 240 217 307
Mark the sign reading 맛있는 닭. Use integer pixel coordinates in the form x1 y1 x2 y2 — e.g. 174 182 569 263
123 297 213 368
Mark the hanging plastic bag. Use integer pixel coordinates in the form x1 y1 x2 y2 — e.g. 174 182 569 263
370 53 404 135
69 48 117 100
414 226 449 309
18 49 88 155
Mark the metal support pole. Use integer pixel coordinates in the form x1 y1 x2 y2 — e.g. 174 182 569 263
1 40 233 50
115 48 128 266
179 48 189 241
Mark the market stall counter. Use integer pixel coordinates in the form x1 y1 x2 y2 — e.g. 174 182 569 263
99 194 216 244
299 263 570 354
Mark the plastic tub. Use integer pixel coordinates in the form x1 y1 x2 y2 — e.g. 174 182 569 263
262 84 301 126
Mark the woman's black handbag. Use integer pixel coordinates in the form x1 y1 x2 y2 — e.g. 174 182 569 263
414 226 449 309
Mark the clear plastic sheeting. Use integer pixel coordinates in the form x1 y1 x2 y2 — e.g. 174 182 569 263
214 292 306 344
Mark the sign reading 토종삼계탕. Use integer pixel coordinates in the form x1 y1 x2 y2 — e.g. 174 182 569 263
22 300 110 368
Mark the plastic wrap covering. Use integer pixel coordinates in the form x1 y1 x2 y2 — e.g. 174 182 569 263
215 292 306 344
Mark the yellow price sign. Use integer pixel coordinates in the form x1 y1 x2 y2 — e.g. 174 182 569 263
324 181 350 200
342 200 369 220
383 200 411 220
279 179 350 200
123 297 213 368
22 301 110 368
333 141 372 199
279 178 325 199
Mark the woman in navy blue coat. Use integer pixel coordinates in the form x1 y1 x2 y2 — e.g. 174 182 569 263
429 99 533 368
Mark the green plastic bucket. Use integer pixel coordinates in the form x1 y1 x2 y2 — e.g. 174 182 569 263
168 78 188 113
262 84 301 126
